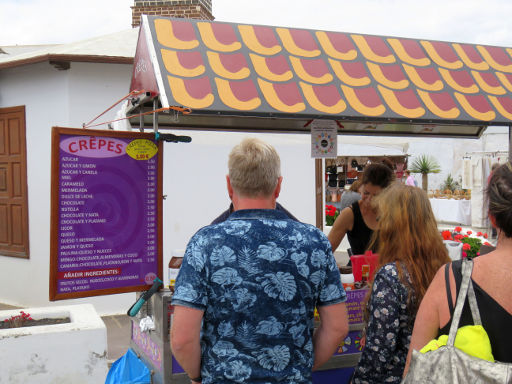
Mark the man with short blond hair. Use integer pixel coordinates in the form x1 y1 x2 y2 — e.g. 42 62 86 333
171 138 348 383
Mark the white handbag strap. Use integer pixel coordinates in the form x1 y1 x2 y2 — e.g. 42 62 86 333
447 259 482 346
467 273 482 325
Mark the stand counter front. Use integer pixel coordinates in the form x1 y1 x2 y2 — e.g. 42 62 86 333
130 288 367 384
312 288 367 383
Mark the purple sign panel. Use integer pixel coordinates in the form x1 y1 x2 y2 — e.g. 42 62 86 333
346 288 369 325
132 321 163 370
50 128 162 300
334 329 364 356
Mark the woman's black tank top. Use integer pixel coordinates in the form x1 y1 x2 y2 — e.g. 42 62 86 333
346 201 373 256
439 259 512 362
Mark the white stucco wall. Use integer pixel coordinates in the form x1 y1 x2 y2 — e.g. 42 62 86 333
394 128 509 191
0 61 136 314
160 131 317 254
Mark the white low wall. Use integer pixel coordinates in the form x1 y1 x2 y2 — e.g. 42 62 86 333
0 304 108 384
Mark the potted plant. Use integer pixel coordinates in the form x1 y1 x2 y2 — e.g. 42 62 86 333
0 304 108 383
440 174 460 192
409 154 441 191
325 204 339 226
441 227 493 259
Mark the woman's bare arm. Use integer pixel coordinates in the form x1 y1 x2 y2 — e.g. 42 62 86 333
327 207 354 252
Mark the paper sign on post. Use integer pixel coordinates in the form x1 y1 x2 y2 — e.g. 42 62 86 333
311 120 338 158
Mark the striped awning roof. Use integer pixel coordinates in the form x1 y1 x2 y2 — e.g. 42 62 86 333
129 15 512 136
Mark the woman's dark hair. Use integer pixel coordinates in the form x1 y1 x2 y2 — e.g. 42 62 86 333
487 163 512 237
362 163 394 188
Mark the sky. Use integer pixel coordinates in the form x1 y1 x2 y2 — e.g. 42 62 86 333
1 0 512 47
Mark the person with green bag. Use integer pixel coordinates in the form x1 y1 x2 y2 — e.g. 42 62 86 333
404 163 512 382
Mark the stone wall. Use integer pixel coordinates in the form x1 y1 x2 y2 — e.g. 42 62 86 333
132 0 214 27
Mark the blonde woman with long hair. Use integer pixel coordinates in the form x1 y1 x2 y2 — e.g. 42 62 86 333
352 184 449 384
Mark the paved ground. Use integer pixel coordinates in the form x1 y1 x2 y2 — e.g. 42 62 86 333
101 314 132 363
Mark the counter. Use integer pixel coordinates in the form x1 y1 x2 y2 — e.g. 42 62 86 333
130 288 368 384
429 197 471 225
312 288 367 383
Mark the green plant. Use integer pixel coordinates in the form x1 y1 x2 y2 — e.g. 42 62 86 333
460 237 482 259
441 227 491 260
410 154 441 191
441 174 460 192
325 205 339 226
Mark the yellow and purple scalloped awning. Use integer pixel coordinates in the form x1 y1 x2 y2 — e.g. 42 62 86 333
128 15 512 137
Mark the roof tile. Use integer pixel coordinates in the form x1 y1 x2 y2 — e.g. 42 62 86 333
145 16 512 124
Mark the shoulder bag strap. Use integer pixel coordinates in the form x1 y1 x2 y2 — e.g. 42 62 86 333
447 259 473 345
445 263 454 314
466 270 482 326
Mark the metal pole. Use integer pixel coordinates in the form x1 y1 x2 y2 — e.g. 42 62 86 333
139 105 144 133
315 159 323 230
153 98 158 134
509 125 512 163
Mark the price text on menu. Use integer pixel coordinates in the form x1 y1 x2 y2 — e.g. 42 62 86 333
50 128 163 300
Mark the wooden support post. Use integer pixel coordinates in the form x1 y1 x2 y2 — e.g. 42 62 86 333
509 125 512 163
315 158 323 230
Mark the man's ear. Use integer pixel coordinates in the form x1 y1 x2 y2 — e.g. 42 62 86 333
226 175 233 199
274 176 283 198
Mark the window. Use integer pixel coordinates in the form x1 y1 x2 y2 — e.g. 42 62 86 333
0 106 29 258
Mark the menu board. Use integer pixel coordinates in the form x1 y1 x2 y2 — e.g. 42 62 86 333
50 127 163 300
345 288 369 325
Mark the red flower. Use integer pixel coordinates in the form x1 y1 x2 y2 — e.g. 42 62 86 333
325 205 336 217
484 242 492 246
467 230 472 235
454 234 463 241
462 243 471 251
462 251 467 259
483 233 488 239
477 232 483 237
454 226 462 233
442 230 453 240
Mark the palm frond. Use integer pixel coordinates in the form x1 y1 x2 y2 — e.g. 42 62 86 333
409 154 441 174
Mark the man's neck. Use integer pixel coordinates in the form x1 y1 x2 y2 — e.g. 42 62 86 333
232 196 276 211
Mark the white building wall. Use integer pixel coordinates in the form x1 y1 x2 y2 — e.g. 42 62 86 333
358 129 509 191
68 62 132 127
407 136 482 190
160 131 317 256
0 61 136 314
482 126 510 155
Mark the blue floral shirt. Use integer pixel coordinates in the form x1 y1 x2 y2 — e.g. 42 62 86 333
353 263 415 384
172 209 346 384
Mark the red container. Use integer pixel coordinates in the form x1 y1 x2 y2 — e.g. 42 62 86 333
350 251 379 282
